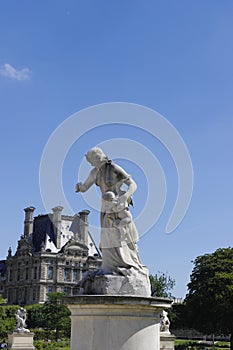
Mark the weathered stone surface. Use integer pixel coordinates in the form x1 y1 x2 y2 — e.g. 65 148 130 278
80 268 151 297
66 295 172 350
160 334 175 350
8 332 35 349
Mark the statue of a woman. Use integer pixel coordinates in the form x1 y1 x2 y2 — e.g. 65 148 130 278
75 147 144 275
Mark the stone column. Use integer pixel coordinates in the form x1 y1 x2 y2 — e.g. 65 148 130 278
39 286 46 303
78 210 90 246
24 207 35 237
52 206 63 249
66 295 172 350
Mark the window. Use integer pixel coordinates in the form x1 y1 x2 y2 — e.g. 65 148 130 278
63 287 68 294
73 288 78 295
34 266 37 279
48 266 53 280
8 289 13 303
9 270 13 282
33 287 37 300
64 268 70 281
47 286 53 294
73 269 78 282
25 268 28 280
24 287 28 301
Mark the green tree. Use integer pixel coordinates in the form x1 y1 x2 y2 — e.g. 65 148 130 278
168 302 193 332
26 304 44 329
185 247 233 350
42 292 71 341
0 305 18 339
150 272 175 297
0 294 7 304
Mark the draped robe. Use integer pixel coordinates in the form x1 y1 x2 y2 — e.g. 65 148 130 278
95 160 142 272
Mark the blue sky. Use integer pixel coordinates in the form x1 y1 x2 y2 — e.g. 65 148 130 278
0 1 233 298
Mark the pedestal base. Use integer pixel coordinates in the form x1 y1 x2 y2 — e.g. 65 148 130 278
8 332 35 349
80 267 151 297
82 273 151 296
66 295 172 350
160 333 175 350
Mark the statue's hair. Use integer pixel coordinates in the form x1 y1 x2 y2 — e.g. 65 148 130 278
85 147 108 163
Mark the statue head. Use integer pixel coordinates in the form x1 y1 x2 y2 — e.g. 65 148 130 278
102 191 116 202
85 147 108 168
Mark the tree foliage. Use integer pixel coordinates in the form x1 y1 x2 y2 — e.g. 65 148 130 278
0 305 18 340
150 272 175 297
0 294 7 304
185 247 233 349
169 303 189 330
42 292 71 340
26 304 44 329
0 294 71 342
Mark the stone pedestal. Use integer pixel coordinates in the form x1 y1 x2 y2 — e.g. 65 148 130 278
160 333 175 350
82 272 151 297
8 332 35 349
66 295 172 350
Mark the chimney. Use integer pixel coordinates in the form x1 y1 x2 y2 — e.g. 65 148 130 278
78 210 90 246
52 206 63 249
24 207 35 237
72 214 80 241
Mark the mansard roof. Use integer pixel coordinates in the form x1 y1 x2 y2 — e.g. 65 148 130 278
32 215 56 252
0 260 6 278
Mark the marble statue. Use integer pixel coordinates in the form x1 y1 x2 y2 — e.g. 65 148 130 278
102 191 133 233
76 147 151 296
15 307 30 333
160 310 170 333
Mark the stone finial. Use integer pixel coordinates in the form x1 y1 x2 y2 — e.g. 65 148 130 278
52 206 64 213
8 246 12 257
24 206 35 221
52 206 64 222
79 210 90 220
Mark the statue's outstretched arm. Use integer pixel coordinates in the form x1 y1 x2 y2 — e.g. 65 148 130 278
75 168 97 193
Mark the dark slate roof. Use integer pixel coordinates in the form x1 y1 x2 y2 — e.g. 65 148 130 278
32 215 56 251
0 260 6 277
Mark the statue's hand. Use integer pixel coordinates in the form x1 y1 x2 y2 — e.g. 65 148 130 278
75 183 82 192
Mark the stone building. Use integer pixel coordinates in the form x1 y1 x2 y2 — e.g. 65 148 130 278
0 206 101 305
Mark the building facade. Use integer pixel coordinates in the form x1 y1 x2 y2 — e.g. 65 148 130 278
0 206 101 305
